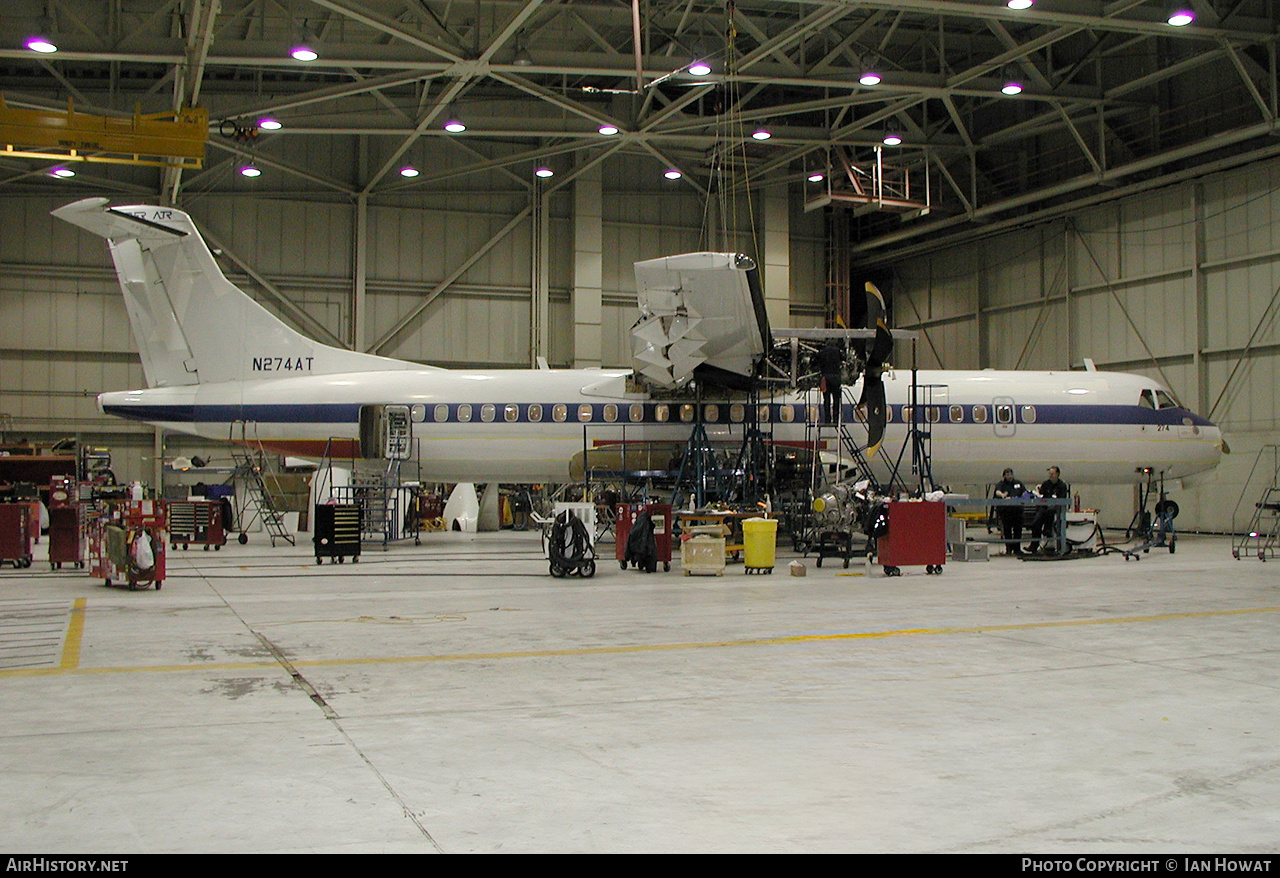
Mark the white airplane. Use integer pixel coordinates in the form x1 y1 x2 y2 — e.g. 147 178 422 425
53 197 1224 489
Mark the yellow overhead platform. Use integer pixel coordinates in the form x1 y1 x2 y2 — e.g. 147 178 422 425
0 95 207 169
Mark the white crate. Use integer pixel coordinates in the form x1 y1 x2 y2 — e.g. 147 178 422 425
681 535 726 576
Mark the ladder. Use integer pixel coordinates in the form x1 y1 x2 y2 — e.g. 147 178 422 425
1232 445 1280 561
229 447 295 547
321 442 418 548
226 422 295 547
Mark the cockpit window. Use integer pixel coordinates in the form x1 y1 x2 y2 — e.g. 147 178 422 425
1142 388 1182 409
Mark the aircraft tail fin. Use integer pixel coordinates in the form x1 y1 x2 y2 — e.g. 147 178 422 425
53 198 415 387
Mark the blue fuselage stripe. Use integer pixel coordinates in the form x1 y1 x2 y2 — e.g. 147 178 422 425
101 401 1215 429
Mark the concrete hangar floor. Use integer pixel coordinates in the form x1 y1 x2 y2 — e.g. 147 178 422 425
0 531 1276 854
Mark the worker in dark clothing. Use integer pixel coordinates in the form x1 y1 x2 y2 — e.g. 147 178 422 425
813 341 845 424
993 467 1027 555
1028 465 1070 553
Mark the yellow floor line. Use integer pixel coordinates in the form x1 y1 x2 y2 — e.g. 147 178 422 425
58 598 86 670
3 604 1278 680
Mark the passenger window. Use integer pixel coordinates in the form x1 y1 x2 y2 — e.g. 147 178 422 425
730 404 745 423
926 406 940 423
411 404 426 423
604 404 618 423
578 404 593 422
680 404 695 423
807 404 820 423
480 404 496 422
972 405 988 424
995 404 1013 425
703 404 718 422
779 405 794 423
553 404 567 422
457 404 472 423
629 403 645 423
901 405 913 423
949 405 964 423
504 404 519 423
758 405 770 423
433 404 449 422
527 404 542 423
655 405 669 423
1020 405 1037 424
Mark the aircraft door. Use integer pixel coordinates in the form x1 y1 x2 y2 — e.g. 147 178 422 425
993 397 1016 437
359 404 412 460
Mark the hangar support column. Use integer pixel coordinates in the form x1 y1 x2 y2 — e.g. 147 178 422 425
762 184 791 330
573 163 604 368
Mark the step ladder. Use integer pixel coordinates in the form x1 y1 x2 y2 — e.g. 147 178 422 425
321 443 419 549
229 446 295 547
1232 445 1280 561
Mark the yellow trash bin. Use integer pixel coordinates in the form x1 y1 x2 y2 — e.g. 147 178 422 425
742 517 778 574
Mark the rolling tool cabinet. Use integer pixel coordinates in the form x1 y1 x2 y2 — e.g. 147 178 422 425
168 500 227 551
313 503 361 564
876 500 947 576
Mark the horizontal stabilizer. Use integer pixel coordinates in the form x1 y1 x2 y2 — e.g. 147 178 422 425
632 252 769 389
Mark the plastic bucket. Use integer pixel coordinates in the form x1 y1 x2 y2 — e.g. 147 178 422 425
742 517 778 569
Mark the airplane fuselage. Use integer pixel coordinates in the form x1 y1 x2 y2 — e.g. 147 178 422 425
100 366 1223 487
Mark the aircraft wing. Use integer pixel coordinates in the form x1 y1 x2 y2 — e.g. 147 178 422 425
632 252 770 390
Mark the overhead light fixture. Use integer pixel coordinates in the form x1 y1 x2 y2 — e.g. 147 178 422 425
664 169 683 180
25 15 56 53
291 22 317 61
597 124 619 136
399 166 420 178
1166 7 1195 26
1001 79 1024 96
1007 0 1034 9
859 55 881 87
258 118 282 131
512 33 533 67
688 60 712 76
807 172 825 183
751 128 772 141
49 167 75 178
444 119 466 133
882 132 903 146
534 167 554 178
240 164 262 178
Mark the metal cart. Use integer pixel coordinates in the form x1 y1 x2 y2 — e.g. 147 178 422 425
0 503 33 568
313 503 361 564
615 503 673 572
87 500 167 589
168 500 228 551
876 500 947 576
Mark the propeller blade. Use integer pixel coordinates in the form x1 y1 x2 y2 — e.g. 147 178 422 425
860 371 887 458
867 322 893 369
864 281 886 329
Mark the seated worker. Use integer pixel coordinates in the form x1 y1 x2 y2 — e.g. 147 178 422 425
1028 466 1070 553
993 467 1027 555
